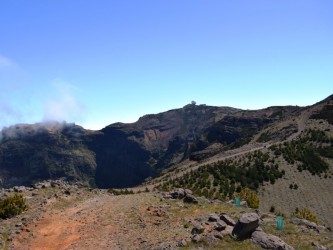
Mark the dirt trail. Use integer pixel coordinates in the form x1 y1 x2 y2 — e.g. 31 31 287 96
12 192 186 250
13 194 115 250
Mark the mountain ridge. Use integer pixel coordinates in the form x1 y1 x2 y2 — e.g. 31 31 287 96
0 95 332 189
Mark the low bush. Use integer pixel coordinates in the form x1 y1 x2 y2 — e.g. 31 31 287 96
0 194 28 219
293 208 318 224
239 188 259 209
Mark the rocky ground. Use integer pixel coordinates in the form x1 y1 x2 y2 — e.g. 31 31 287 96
1 182 332 250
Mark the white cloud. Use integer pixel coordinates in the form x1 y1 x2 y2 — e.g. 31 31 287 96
0 54 16 68
43 79 85 123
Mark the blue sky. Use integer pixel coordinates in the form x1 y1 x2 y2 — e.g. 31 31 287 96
0 1 332 130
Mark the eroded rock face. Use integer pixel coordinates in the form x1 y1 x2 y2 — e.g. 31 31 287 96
232 213 259 240
251 230 294 250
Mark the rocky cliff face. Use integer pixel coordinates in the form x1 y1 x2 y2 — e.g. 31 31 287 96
0 123 97 188
0 103 303 188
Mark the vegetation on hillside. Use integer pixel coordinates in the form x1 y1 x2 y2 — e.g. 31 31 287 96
0 194 28 219
293 208 318 223
239 188 259 209
157 150 284 203
270 129 333 176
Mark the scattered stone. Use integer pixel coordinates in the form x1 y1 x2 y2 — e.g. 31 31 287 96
221 225 234 237
312 242 328 250
15 223 23 228
170 188 186 199
64 189 71 195
208 231 223 240
220 213 236 226
165 188 198 204
232 213 259 240
213 221 227 232
183 194 198 204
191 234 202 243
240 201 248 207
251 230 294 250
155 242 174 250
208 214 220 222
177 239 188 247
191 223 205 235
184 189 193 196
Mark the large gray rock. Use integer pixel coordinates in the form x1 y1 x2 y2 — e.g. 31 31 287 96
251 230 294 250
232 213 259 240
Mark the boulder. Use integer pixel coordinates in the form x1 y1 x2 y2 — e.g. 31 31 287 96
183 194 198 204
170 188 186 199
232 213 259 240
220 213 236 226
251 230 294 250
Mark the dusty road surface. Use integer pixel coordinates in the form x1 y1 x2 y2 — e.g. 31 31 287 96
11 191 189 250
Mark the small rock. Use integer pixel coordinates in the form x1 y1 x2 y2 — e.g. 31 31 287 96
184 189 193 196
251 230 294 250
170 188 185 199
240 201 248 207
312 242 328 250
221 225 234 236
191 234 201 243
64 189 71 195
208 214 220 222
213 221 227 232
183 194 198 204
177 239 187 247
209 231 223 240
303 220 317 229
191 223 205 235
220 213 236 226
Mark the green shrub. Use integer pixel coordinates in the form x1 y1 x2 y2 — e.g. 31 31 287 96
0 194 28 219
293 208 318 224
239 188 259 209
108 189 134 195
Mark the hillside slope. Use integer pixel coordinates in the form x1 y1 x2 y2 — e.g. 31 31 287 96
144 94 333 227
0 103 300 188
